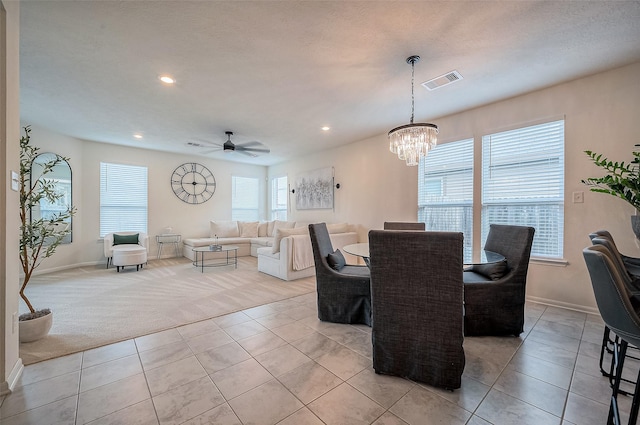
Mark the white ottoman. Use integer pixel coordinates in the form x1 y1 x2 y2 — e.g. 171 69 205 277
112 245 147 272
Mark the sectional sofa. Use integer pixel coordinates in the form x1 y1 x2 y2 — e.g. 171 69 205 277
182 220 358 281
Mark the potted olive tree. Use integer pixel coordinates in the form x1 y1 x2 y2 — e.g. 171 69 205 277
582 147 640 238
19 126 75 342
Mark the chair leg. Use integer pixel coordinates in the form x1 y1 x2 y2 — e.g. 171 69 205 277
608 338 626 425
602 326 614 376
630 367 640 425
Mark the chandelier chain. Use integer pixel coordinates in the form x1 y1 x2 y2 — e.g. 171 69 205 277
410 60 415 124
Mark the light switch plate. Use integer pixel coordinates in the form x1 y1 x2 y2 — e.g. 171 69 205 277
11 170 19 192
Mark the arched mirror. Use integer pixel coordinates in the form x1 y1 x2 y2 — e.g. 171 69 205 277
30 152 73 243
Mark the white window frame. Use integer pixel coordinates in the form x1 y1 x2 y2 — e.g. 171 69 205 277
271 175 288 221
419 138 474 262
481 119 565 259
232 175 260 221
99 162 148 237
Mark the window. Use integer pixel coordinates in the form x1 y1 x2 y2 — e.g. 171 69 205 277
100 162 147 237
482 120 565 258
232 176 259 221
271 175 288 220
419 139 474 262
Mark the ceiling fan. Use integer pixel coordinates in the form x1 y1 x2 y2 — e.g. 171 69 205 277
186 131 270 157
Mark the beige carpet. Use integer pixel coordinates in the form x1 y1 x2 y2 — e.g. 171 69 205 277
19 257 316 365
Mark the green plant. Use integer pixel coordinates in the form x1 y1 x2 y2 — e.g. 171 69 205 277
19 126 76 320
582 148 640 211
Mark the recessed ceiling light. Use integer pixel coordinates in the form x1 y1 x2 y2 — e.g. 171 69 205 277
133 133 143 139
159 75 175 84
321 126 330 131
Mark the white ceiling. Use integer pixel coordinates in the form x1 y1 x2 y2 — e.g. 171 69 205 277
19 1 640 166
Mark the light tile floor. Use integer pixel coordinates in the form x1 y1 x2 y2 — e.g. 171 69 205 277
0 294 636 425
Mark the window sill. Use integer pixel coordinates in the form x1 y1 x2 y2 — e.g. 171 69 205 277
531 257 568 267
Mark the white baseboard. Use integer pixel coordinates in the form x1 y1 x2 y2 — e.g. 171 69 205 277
527 295 600 316
0 358 24 396
31 261 103 276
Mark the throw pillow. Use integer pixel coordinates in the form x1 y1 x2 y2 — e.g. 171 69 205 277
271 227 309 254
239 221 259 238
210 220 239 238
467 259 508 280
258 221 269 237
327 223 349 234
327 249 346 271
113 233 139 245
271 220 295 236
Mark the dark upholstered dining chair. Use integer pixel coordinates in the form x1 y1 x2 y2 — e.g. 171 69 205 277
309 223 371 326
463 224 535 336
383 222 426 231
369 230 465 390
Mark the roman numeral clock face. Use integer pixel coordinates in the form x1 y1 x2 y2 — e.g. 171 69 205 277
171 162 216 204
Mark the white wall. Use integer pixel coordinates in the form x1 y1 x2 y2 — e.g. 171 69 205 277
22 125 268 271
1 0 22 395
270 61 640 313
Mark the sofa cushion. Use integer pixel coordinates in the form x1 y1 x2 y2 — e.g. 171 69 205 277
210 220 239 238
272 227 309 254
272 220 295 236
257 246 280 259
113 233 139 245
327 249 346 271
251 237 274 247
327 223 349 234
240 221 259 238
267 220 276 237
258 221 270 237
183 237 250 248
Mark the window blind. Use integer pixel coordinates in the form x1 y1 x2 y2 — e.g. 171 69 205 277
271 175 288 221
100 162 148 237
232 176 259 221
481 120 565 258
418 138 474 262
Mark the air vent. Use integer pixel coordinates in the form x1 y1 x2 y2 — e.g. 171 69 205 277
421 70 463 91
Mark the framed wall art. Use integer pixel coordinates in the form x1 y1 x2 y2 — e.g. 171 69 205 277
294 166 334 210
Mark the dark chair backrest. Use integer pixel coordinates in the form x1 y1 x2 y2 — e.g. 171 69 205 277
483 224 535 280
583 245 640 348
368 229 464 389
383 222 425 231
309 222 334 273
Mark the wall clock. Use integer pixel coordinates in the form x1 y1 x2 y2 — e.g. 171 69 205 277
171 162 216 204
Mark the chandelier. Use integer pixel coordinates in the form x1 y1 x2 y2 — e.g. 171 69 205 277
388 55 438 166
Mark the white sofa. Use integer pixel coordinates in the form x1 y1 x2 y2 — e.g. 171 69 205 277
182 220 304 261
257 223 358 281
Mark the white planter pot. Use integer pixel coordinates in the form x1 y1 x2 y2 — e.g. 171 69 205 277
19 311 53 343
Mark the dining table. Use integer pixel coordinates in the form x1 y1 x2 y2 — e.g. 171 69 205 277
342 242 505 268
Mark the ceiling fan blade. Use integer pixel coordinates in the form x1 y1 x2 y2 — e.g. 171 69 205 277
238 141 262 148
237 146 270 154
200 148 222 154
237 150 258 158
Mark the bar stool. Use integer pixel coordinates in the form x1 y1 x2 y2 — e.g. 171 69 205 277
590 236 640 393
583 245 640 425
